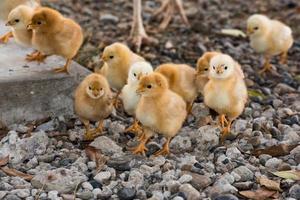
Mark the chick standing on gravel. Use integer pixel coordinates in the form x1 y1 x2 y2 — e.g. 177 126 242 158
27 7 83 74
99 42 145 107
120 61 153 134
75 73 113 141
204 54 247 142
247 14 293 73
155 63 197 115
132 72 187 156
0 0 39 43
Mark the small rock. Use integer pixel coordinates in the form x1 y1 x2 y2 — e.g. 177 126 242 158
265 158 283 170
166 180 181 194
178 174 193 184
259 154 272 166
89 136 123 156
76 191 94 200
289 184 300 199
48 191 59 200
179 184 200 200
226 147 242 159
92 188 101 198
232 166 254 181
170 136 192 152
100 14 119 23
183 172 212 190
0 191 7 199
94 171 111 184
232 119 248 133
117 188 136 200
107 155 135 171
195 126 219 151
82 182 93 191
12 189 30 198
214 194 239 200
4 194 21 200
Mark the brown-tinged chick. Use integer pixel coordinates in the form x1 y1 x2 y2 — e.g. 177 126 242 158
27 7 83 73
75 73 113 141
132 72 187 156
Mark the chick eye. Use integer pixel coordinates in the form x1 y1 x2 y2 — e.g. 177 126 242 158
133 73 136 77
204 68 208 71
254 26 259 30
109 55 114 59
15 19 19 23
147 85 152 89
37 21 42 25
224 66 228 70
213 66 216 70
89 86 92 90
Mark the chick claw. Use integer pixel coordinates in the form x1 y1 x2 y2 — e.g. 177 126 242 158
130 143 148 155
0 32 13 43
26 51 47 63
53 66 69 74
124 120 142 134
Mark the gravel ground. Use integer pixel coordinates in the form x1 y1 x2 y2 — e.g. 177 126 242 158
0 0 300 200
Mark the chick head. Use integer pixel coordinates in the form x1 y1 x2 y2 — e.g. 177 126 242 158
247 14 270 37
196 52 219 76
128 61 153 84
136 72 168 97
209 54 235 79
85 75 109 100
6 5 32 30
101 42 130 67
28 7 62 31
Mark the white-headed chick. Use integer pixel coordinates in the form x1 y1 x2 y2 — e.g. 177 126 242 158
27 7 83 73
5 5 35 47
132 72 187 156
247 14 293 73
204 54 247 142
75 73 113 141
155 63 197 114
120 61 153 133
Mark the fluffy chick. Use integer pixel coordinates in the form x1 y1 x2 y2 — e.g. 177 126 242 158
195 51 220 95
100 42 145 91
0 0 39 43
120 61 153 134
204 54 247 142
155 63 197 114
27 7 83 73
247 14 294 73
132 72 187 156
75 73 113 141
5 5 35 47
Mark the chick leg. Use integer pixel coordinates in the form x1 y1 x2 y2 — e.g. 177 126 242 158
82 119 95 141
219 114 228 129
186 102 194 116
53 59 71 74
26 51 47 63
125 118 142 134
259 55 272 74
91 120 104 138
154 0 189 30
220 119 232 143
129 0 157 52
154 137 171 156
279 51 288 65
130 130 151 156
0 31 13 44
113 92 122 109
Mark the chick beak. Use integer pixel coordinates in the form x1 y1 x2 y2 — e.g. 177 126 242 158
137 73 143 81
101 55 107 62
93 91 99 97
5 21 11 26
136 86 145 95
247 28 254 35
216 66 224 74
27 23 33 30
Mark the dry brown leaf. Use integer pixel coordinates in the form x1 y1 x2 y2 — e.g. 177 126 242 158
0 156 9 167
272 170 300 181
258 177 282 192
252 144 297 157
1 166 33 181
239 188 277 200
85 146 107 171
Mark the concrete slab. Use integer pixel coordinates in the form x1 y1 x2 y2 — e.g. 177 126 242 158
0 21 90 126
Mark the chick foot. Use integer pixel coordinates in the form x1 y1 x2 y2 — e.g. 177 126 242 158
53 59 71 74
26 51 47 63
219 114 228 129
154 138 171 156
259 55 273 74
220 120 232 143
0 32 13 43
279 51 288 65
124 119 142 134
130 132 150 155
90 120 104 138
154 0 189 30
130 0 158 52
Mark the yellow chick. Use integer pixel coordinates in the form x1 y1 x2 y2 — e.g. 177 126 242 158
195 51 220 95
74 73 113 141
132 72 187 156
155 63 197 114
247 14 294 73
27 7 83 73
5 5 35 47
204 54 247 142
0 0 39 43
120 61 153 133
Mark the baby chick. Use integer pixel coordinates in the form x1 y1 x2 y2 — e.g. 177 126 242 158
27 7 83 73
247 14 294 73
155 63 197 114
99 42 144 106
0 0 39 43
204 54 247 142
133 72 187 156
120 61 153 133
5 5 35 47
75 73 113 141
195 51 220 95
